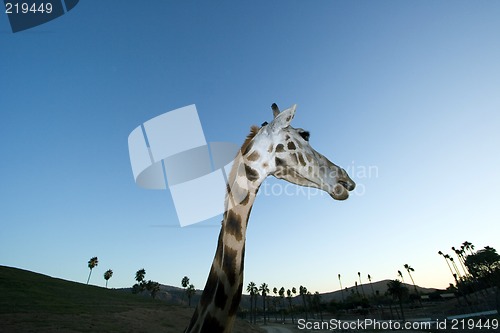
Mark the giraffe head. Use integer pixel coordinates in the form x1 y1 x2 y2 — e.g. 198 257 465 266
243 103 355 200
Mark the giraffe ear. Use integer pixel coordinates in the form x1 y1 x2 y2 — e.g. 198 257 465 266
270 104 296 130
271 103 280 118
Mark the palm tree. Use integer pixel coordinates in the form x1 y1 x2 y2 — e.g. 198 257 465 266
278 287 285 323
135 268 146 283
440 251 471 305
462 241 475 255
181 276 191 305
152 282 160 299
367 274 375 297
460 243 477 278
133 268 146 293
457 246 487 298
103 269 113 288
358 272 366 298
181 276 190 289
386 279 407 322
186 284 196 306
448 255 463 279
146 280 160 299
448 257 463 279
246 282 258 324
404 264 421 306
439 251 458 282
272 287 278 322
397 270 405 284
453 247 469 275
86 257 98 285
313 291 323 321
299 285 308 320
286 288 296 324
338 274 344 302
403 264 418 294
253 288 260 323
259 283 270 324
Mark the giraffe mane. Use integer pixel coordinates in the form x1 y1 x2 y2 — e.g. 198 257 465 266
240 125 260 155
225 125 260 205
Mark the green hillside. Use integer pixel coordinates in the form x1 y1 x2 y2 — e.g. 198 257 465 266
0 266 262 333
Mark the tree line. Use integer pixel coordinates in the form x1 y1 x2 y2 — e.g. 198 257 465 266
84 240 499 320
241 241 499 323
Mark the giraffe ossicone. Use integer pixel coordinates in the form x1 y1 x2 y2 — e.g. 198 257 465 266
185 103 355 333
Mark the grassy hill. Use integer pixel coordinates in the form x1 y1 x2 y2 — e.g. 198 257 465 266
0 266 263 333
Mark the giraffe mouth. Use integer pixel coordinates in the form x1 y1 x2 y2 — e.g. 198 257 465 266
330 179 355 201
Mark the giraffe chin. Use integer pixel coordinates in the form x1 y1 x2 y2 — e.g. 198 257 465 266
330 183 350 201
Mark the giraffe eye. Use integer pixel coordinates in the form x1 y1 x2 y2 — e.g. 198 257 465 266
299 131 310 141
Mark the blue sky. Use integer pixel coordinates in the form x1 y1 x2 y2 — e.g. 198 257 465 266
1 1 499 294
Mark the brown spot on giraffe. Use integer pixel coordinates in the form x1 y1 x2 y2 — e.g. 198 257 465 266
287 141 296 150
222 245 238 286
228 282 243 316
225 210 243 241
239 192 250 206
240 245 245 275
275 157 285 168
246 150 260 161
275 144 285 152
200 313 225 333
244 164 259 182
298 153 306 166
268 144 274 153
214 282 228 309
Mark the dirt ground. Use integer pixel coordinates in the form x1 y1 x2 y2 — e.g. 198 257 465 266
0 306 265 333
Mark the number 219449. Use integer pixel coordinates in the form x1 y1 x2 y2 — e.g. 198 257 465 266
451 318 498 330
5 2 53 14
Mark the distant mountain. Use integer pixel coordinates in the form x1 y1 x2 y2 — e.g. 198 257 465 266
320 279 440 302
117 284 195 305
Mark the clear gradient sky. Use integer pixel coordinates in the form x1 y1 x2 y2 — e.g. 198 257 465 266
1 1 500 294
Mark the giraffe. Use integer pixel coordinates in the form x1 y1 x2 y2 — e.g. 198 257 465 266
185 103 355 333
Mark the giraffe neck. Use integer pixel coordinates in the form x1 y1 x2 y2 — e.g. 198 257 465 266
185 142 266 333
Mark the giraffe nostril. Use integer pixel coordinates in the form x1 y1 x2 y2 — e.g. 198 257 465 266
338 181 348 189
338 180 355 191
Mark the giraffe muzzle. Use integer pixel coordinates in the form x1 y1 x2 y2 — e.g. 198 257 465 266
330 169 355 201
